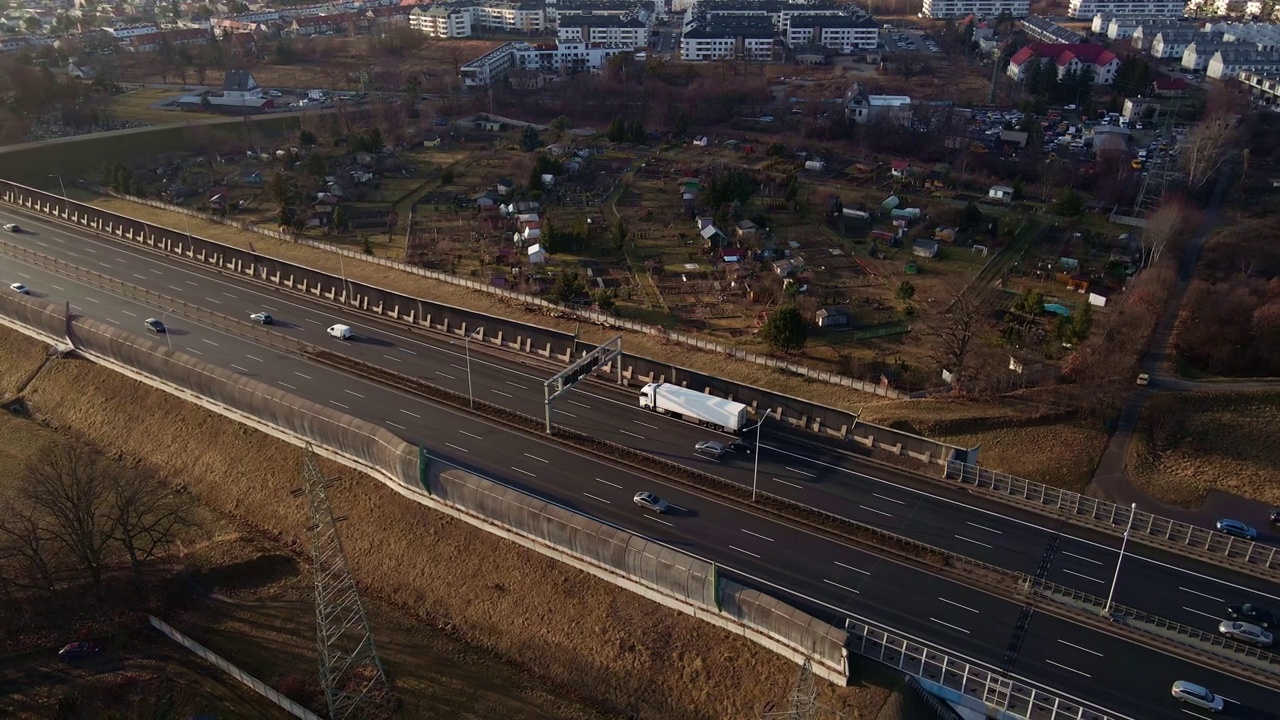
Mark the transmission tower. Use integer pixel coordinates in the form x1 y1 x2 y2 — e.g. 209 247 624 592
293 444 395 720
1131 98 1185 217
762 658 822 720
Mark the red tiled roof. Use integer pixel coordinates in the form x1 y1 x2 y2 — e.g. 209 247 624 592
1011 43 1117 70
1154 77 1189 90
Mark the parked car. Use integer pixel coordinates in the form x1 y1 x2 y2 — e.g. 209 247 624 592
58 642 101 661
632 491 669 514
249 312 273 325
1170 681 1223 712
2 223 19 232
1218 620 1273 646
1135 373 1150 386
1270 508 1280 525
143 318 166 334
1227 603 1277 628
694 440 725 459
1216 518 1257 540
9 282 28 294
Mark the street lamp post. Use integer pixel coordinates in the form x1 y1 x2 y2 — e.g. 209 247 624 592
1103 502 1138 617
464 327 483 409
751 409 773 502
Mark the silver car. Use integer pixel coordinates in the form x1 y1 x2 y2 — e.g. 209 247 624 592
1170 680 1224 712
1218 620 1273 647
694 440 725 459
633 492 669 514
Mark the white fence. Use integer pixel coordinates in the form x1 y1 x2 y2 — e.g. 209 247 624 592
149 615 324 720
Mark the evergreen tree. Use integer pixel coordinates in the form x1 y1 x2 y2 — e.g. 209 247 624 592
761 305 807 353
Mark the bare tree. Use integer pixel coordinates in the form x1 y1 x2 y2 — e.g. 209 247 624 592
927 294 986 387
1142 201 1185 266
21 444 116 591
0 503 62 591
109 472 196 585
1180 115 1237 191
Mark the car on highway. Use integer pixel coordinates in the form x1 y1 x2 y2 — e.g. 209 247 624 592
143 318 166 334
58 641 101 661
632 491 669 513
249 312 274 325
727 439 755 456
1217 620 1273 646
1170 680 1224 712
694 440 725 459
1227 603 1276 628
9 282 28 294
2 223 19 232
1215 518 1257 539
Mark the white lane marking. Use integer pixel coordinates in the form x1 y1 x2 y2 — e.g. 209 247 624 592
451 364 467 371
1044 660 1091 678
492 389 513 398
729 545 760 559
184 279 195 284
184 348 202 355
35 241 48 247
400 409 421 418
954 535 992 549
149 269 163 275
386 421 406 430
330 400 349 409
460 430 483 440
205 297 221 304
133 274 147 280
785 466 815 477
930 618 970 634
555 410 578 418
568 400 591 408
647 516 674 527
294 372 312 380
231 364 249 373
742 529 774 542
344 390 363 398
1182 607 1221 622
966 521 1003 534
245 354 263 362
506 381 528 390
99 262 112 269
306 319 322 324
860 505 893 518
279 382 297 389
583 493 612 504
445 443 469 453
510 466 536 478
1063 569 1104 584
619 429 645 439
1058 640 1103 657
1180 587 1224 602
596 478 623 489
1218 696 1238 704
634 420 659 429
51 285 63 291
84 248 96 253
1062 551 1104 566
823 579 861 594
122 310 136 317
774 477 804 489
17 272 30 278
168 286 183 291
835 561 870 575
106 318 119 324
939 597 980 613
873 493 906 505
85 296 100 303
383 354 402 362
524 453 549 464
400 347 418 355
436 371 456 380
222 292 237 298
202 339 218 346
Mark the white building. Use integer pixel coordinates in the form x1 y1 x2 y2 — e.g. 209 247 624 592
1185 0 1264 16
1206 46 1280 79
108 23 158 37
1149 28 1200 58
421 1 548 35
921 0 1030 19
549 0 652 26
679 1 876 59
1181 39 1232 70
1130 19 1184 48
557 14 648 48
410 6 474 37
1006 43 1121 83
784 14 878 51
1068 0 1185 20
1205 21 1280 51
460 40 631 85
844 84 912 124
1239 68 1280 105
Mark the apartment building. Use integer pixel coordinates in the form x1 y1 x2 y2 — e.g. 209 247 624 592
409 5 473 36
557 14 649 48
1205 21 1280 51
1181 39 1232 70
920 0 1030 19
460 39 630 85
548 0 652 25
681 16 777 60
1148 28 1200 58
679 0 875 58
1006 43 1121 83
1130 18 1183 48
1207 45 1280 78
1022 15 1084 44
1238 68 1280 105
1067 0 1185 20
1185 0 1264 16
107 23 158 37
785 13 878 50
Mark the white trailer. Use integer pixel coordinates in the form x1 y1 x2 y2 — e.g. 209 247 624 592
638 383 748 433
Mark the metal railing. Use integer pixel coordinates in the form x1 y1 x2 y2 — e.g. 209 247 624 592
946 460 1280 579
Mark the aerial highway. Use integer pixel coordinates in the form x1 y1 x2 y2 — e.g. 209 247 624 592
2 208 1279 718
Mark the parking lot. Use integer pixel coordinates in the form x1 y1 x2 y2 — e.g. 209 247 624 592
879 26 942 54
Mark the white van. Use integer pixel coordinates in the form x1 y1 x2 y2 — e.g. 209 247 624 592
327 324 352 340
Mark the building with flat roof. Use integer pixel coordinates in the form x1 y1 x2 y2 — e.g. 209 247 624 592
679 0 876 58
460 39 631 85
921 0 1030 19
557 12 649 48
409 5 473 37
1239 68 1280 105
1068 0 1185 20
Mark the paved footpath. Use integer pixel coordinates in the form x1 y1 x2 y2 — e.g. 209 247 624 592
1086 170 1279 532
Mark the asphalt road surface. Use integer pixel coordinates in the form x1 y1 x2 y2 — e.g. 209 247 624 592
2 208 1278 719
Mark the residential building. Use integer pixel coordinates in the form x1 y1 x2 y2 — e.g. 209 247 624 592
176 70 274 114
1185 0 1264 16
1021 15 1084 44
1151 76 1190 95
460 40 631 85
1206 46 1280 79
107 22 158 37
122 27 212 52
468 1 547 33
920 0 1030 19
461 41 519 85
784 13 878 51
681 16 777 61
1148 28 1200 58
1006 43 1120 84
549 0 652 26
1130 19 1183 49
1181 38 1231 70
557 14 649 48
1204 21 1280 51
409 5 473 36
679 0 875 59
288 13 354 36
1238 68 1280 105
1068 0 1185 20
843 82 911 125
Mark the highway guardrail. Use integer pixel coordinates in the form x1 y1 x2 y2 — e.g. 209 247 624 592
4 239 1277 691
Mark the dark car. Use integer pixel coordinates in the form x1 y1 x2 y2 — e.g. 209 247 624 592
143 318 166 334
1227 603 1277 629
727 440 756 456
58 642 101 660
1271 508 1280 525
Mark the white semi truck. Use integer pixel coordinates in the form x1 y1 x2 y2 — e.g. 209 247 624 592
638 383 748 433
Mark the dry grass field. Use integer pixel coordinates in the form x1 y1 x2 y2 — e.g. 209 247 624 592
3 323 905 720
105 87 226 126
1128 391 1280 507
